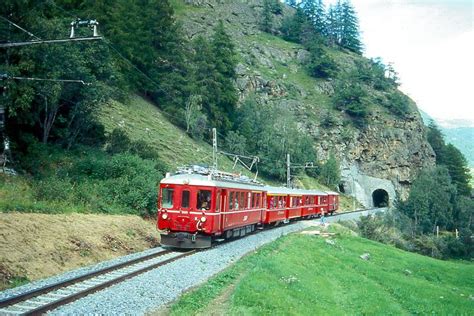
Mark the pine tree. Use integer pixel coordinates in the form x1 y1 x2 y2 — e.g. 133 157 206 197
339 0 362 53
301 0 327 36
270 0 283 14
280 7 311 43
426 121 472 196
427 121 447 164
326 3 342 45
285 0 298 8
261 0 273 33
211 21 238 132
302 0 317 21
313 0 327 35
444 144 472 196
319 153 341 189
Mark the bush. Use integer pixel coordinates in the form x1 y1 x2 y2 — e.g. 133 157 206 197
130 140 159 160
14 142 168 217
34 177 74 202
385 92 410 117
69 153 164 217
332 81 369 127
106 128 131 154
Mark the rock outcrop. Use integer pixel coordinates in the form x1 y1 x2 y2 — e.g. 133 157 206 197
177 0 435 207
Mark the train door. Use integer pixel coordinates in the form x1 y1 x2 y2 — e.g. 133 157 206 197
220 189 228 233
214 189 223 232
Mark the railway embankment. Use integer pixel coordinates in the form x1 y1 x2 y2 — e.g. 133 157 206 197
0 213 158 291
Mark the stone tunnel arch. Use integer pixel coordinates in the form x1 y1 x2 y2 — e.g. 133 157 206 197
372 189 389 207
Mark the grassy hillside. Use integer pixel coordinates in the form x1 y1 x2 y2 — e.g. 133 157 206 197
99 96 250 174
166 226 473 315
1 96 357 214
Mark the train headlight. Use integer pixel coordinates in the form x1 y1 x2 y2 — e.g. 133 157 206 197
200 216 207 223
162 213 168 220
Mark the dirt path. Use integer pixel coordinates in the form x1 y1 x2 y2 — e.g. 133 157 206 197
0 213 159 290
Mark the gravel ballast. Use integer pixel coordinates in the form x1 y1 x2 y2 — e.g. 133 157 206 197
1 209 385 314
0 247 165 301
49 221 317 315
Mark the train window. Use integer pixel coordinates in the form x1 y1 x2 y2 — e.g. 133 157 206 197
234 193 240 210
257 193 261 208
305 197 309 205
181 190 190 208
197 190 211 210
216 191 221 212
161 188 174 208
240 192 245 210
252 193 256 208
229 192 234 210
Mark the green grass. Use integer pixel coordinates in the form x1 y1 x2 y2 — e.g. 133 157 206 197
0 174 88 214
169 226 474 315
98 96 252 176
169 0 203 15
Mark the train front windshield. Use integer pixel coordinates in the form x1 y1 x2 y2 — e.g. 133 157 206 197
197 190 211 210
161 188 174 208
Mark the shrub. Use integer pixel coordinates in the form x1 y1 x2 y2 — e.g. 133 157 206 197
385 92 410 117
106 128 131 154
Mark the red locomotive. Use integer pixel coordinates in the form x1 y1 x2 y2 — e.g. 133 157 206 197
157 166 339 248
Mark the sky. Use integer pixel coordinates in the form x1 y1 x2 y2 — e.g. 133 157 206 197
325 0 474 127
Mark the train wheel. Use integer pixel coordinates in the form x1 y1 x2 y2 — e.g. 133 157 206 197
225 230 232 239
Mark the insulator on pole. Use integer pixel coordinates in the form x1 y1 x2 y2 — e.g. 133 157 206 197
70 19 99 39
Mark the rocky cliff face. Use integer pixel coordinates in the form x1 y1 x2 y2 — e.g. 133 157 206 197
178 0 435 207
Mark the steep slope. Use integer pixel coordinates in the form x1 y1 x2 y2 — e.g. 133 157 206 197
176 0 435 206
97 96 262 176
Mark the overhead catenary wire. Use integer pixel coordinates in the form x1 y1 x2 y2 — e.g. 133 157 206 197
6 75 91 85
0 15 41 40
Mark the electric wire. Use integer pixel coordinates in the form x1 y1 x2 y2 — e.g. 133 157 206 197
0 16 41 40
8 76 90 85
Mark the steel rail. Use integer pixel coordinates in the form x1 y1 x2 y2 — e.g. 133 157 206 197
0 249 177 310
23 250 196 315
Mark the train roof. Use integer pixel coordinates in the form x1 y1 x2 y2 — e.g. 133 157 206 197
264 186 328 196
160 173 266 191
161 166 336 196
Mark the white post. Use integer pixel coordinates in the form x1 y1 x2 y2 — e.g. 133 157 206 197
436 225 439 237
212 128 217 173
286 153 291 188
352 175 356 211
455 229 459 239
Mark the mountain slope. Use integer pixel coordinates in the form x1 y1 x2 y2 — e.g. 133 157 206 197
175 0 435 205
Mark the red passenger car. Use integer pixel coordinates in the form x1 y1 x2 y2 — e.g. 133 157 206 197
157 166 340 249
326 191 340 215
158 167 265 248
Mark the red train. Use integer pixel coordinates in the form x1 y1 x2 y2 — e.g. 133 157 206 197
157 166 339 248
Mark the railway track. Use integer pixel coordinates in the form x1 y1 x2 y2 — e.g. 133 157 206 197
0 207 385 315
0 249 195 315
